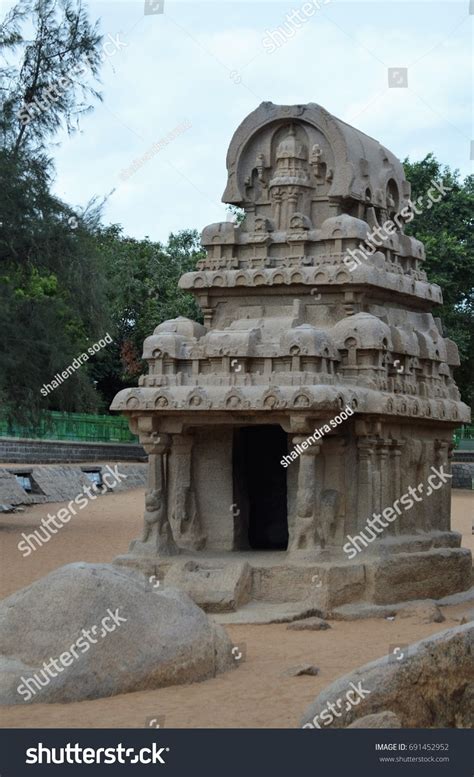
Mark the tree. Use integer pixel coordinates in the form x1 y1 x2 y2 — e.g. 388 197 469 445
403 154 474 409
0 0 102 155
90 227 203 406
0 0 107 421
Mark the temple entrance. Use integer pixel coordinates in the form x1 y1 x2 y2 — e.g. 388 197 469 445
233 426 288 550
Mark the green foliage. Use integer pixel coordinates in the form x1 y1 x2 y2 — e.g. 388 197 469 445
226 204 245 224
0 0 108 422
89 226 203 404
403 154 474 408
0 149 111 420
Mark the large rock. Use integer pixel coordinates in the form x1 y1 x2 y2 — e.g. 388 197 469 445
0 562 235 705
301 623 473 728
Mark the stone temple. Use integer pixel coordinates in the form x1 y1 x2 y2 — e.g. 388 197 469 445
111 102 471 615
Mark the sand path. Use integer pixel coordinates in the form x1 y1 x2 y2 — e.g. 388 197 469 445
1 487 472 728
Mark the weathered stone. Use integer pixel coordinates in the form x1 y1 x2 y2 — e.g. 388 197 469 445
366 548 471 605
0 562 234 705
301 623 473 728
397 600 445 623
348 711 402 728
163 559 252 613
283 664 320 677
110 102 471 613
287 617 331 631
0 463 146 506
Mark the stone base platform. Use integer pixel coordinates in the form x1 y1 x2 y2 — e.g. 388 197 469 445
114 536 472 617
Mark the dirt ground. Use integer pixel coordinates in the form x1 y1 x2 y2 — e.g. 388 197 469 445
0 487 472 729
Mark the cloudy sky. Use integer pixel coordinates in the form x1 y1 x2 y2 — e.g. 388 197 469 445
5 0 472 242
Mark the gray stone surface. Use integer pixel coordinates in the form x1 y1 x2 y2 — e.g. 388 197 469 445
214 602 325 625
0 463 146 506
301 623 474 728
435 586 474 607
397 600 445 623
163 559 252 613
0 562 234 705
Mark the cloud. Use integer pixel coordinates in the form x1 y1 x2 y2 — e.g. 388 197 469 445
46 1 471 241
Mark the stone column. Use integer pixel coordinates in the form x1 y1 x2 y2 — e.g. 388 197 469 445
141 433 179 556
435 439 452 532
356 438 374 529
170 433 204 550
288 439 321 553
389 439 405 536
378 440 393 534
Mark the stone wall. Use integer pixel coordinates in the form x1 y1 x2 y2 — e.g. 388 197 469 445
0 463 147 507
0 437 146 464
452 462 474 490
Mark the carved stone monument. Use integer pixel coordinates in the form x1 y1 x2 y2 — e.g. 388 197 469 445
111 103 471 614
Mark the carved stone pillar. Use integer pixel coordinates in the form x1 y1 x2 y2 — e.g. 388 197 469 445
141 432 178 556
378 440 393 535
356 438 374 529
435 439 452 532
170 434 205 550
372 441 382 519
288 439 321 552
389 439 405 536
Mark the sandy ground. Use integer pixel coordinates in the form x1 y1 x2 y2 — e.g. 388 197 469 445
0 488 472 729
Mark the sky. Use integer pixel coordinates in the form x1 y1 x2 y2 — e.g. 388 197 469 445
2 0 472 242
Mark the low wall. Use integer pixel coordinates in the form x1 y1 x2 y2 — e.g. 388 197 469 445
0 437 146 464
452 462 474 491
0 463 147 507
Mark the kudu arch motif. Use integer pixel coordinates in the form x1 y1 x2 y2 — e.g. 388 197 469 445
112 103 471 612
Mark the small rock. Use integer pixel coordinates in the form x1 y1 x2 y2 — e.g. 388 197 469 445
287 617 331 631
457 609 474 625
398 601 445 624
348 711 402 728
283 664 319 677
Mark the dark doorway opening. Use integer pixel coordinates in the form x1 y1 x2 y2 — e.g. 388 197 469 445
234 425 288 550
